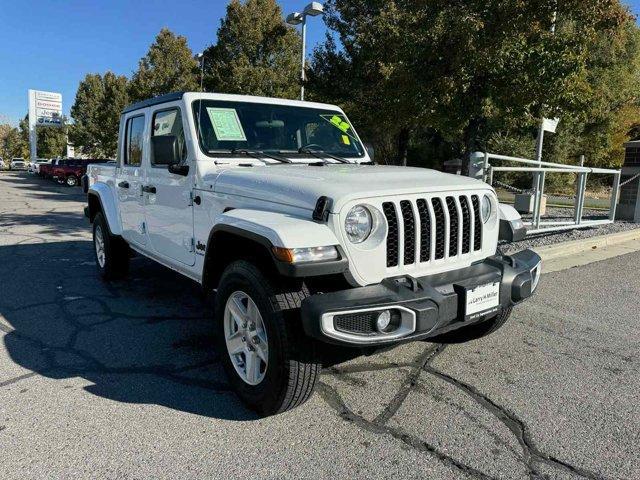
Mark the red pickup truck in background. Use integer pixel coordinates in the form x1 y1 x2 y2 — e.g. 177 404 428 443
38 159 60 179
47 158 111 186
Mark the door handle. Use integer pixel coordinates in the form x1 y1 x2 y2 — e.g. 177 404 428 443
142 185 157 194
118 181 129 189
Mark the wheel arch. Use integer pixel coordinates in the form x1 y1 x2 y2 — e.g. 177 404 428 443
202 225 281 291
88 183 122 236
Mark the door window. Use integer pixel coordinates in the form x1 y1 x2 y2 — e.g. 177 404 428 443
152 108 187 165
124 115 145 167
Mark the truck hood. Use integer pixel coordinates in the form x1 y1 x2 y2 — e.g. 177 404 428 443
212 164 491 213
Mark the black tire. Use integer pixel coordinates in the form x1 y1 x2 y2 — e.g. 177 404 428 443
430 307 513 343
214 260 320 416
92 212 130 280
66 175 78 187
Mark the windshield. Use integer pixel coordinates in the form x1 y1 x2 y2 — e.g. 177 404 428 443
192 100 365 159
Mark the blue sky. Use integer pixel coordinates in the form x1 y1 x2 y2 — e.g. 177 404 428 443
0 0 638 125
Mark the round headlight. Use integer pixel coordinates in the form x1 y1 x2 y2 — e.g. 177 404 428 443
345 205 373 244
481 195 492 223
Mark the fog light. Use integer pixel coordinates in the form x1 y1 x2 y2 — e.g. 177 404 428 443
376 310 392 332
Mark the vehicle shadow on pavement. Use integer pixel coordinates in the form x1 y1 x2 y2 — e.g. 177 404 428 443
0 211 88 237
0 172 86 203
0 240 257 421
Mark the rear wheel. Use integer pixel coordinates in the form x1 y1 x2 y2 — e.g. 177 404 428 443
66 175 78 187
92 212 130 280
214 260 320 416
431 307 513 343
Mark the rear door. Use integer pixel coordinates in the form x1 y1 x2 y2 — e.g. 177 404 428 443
143 105 195 266
116 113 147 247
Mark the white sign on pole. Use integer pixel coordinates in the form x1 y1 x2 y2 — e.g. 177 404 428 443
31 90 63 126
542 117 560 133
28 89 64 160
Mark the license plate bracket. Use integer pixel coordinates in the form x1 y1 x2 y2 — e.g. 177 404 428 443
464 282 500 320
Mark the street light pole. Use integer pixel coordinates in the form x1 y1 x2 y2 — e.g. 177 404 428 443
196 53 205 92
300 15 307 100
287 2 324 101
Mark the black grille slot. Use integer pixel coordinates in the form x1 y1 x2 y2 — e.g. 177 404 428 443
400 200 416 265
471 195 482 251
431 198 446 260
383 202 399 267
416 199 431 262
445 197 459 257
460 196 472 254
334 312 378 335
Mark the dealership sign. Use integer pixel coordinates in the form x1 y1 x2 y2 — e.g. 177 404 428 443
28 89 64 161
29 90 63 126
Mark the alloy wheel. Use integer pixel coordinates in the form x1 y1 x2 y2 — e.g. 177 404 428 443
94 225 106 268
223 291 269 385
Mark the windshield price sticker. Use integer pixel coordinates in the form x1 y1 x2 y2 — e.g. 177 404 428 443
321 114 358 143
330 115 350 132
207 107 247 141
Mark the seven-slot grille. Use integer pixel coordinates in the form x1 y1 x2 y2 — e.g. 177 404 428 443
383 195 483 268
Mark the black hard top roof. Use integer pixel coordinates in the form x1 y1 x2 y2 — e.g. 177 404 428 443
122 92 185 114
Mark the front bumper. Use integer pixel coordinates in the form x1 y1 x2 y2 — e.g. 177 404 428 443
301 249 541 346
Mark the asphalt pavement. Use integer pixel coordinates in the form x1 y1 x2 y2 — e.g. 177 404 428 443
0 171 638 479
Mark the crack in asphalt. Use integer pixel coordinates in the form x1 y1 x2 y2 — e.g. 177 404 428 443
422 366 603 480
318 345 499 480
0 372 39 388
319 342 603 480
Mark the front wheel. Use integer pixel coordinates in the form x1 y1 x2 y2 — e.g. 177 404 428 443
214 261 320 416
66 175 78 187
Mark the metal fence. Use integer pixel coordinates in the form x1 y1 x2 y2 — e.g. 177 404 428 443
480 153 621 235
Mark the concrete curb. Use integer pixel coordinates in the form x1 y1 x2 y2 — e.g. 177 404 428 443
532 228 640 261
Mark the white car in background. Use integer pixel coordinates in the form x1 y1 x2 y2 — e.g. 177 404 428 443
10 158 26 170
32 158 51 174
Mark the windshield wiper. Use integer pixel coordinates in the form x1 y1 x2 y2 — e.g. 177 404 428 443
297 147 350 164
208 148 292 164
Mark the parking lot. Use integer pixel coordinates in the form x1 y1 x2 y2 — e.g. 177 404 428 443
0 171 638 479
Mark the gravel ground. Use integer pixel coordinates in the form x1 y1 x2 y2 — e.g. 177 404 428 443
502 206 639 254
1 172 639 479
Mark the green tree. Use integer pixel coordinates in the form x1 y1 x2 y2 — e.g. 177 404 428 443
203 0 301 98
310 0 635 167
0 124 28 162
17 115 67 159
129 28 198 102
70 71 129 157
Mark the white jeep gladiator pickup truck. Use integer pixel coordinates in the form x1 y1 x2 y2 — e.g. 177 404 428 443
83 92 541 415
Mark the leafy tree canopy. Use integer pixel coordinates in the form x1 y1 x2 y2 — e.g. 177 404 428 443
309 0 637 169
129 28 199 102
204 0 301 98
70 72 129 158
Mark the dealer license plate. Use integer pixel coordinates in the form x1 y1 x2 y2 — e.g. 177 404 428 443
465 282 500 317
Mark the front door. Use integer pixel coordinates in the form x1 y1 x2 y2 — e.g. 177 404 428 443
143 106 195 266
117 114 147 247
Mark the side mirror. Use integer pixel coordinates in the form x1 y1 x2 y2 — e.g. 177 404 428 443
151 135 180 166
364 142 375 162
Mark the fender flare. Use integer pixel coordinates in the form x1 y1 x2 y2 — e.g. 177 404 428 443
210 208 342 249
498 203 526 243
88 183 122 236
202 209 348 287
